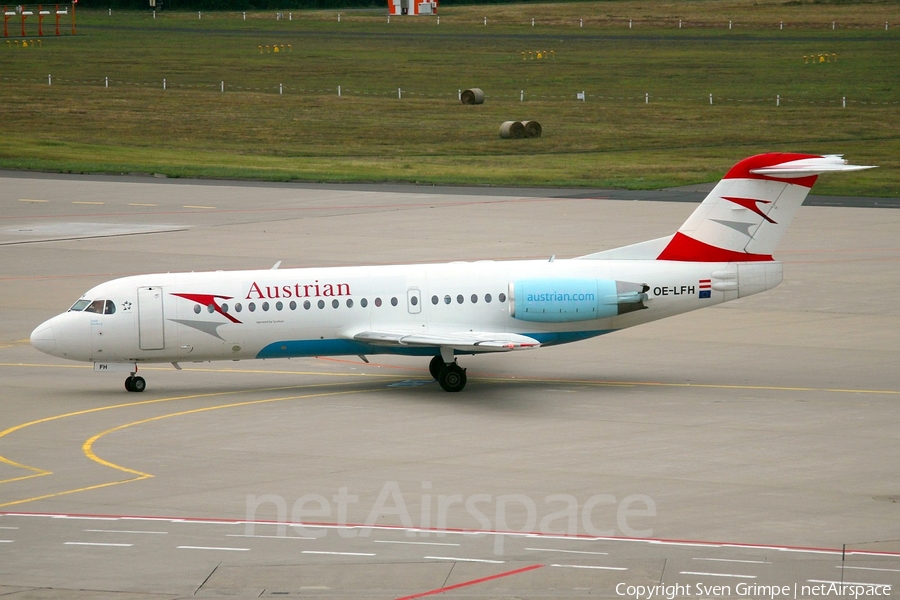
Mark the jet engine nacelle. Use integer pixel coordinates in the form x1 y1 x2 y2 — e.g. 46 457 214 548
509 278 648 323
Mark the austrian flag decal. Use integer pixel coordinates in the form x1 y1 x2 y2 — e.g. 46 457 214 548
699 279 712 299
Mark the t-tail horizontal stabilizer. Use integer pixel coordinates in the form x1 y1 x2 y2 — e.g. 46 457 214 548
579 153 875 262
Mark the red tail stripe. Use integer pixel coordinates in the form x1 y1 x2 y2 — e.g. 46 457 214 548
723 152 820 188
657 232 773 262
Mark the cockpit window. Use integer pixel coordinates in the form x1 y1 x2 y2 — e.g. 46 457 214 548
83 300 106 314
68 299 116 314
69 299 91 312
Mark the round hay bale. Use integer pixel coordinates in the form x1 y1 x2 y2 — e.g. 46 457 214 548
521 120 542 138
461 88 485 105
499 120 526 139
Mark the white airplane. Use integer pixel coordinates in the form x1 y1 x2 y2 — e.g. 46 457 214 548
30 153 874 393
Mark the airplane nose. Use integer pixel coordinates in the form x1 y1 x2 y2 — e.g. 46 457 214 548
30 322 57 355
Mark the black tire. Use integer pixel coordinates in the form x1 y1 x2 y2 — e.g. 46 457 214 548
438 364 467 393
124 376 134 392
131 376 146 393
428 355 444 381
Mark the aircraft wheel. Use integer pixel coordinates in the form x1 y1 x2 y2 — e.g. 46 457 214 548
438 363 466 393
124 376 134 392
428 355 444 381
131 376 147 393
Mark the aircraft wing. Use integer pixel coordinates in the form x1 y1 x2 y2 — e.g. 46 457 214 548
347 330 541 353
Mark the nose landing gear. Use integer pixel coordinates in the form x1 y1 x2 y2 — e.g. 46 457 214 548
428 355 467 393
125 374 146 393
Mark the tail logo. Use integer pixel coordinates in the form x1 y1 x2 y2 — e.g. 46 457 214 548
722 196 776 224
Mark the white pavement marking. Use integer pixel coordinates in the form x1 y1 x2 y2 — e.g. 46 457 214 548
177 546 249 551
0 540 14 543
809 580 892 587
65 542 133 547
837 566 900 573
526 547 609 555
694 557 772 564
301 551 376 557
228 534 316 540
84 529 168 535
373 540 460 546
777 548 841 554
680 571 757 579
551 564 628 570
53 516 117 520
424 556 504 564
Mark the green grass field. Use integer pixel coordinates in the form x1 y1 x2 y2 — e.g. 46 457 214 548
1 1 898 194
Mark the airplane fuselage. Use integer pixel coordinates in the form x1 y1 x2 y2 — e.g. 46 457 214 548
33 257 771 365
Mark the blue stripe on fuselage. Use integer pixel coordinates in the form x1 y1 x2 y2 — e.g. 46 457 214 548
255 330 613 359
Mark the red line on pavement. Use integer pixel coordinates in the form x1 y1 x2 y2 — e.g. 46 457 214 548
395 564 545 600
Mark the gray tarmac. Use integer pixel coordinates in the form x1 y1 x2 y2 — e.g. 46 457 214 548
1 172 899 599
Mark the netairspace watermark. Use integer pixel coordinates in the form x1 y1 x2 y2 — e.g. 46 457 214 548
616 583 892 600
245 481 656 554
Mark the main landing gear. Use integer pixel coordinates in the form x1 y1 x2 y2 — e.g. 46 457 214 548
125 374 146 393
429 355 467 393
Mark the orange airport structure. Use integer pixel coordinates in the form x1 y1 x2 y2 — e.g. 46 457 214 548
387 0 438 16
3 2 73 37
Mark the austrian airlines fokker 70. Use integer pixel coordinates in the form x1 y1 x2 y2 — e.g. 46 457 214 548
31 153 874 393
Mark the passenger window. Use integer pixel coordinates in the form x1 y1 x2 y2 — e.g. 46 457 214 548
289 301 297 310
332 299 339 309
391 297 398 307
444 295 451 305
249 302 256 312
317 300 325 309
361 298 368 308
470 294 478 304
346 299 354 308
104 301 116 315
431 295 438 305
235 303 243 312
375 298 382 307
499 293 507 302
276 301 283 311
262 302 270 311
222 303 230 313
194 304 202 314
304 300 311 310
456 295 464 304
208 304 215 313
485 293 492 303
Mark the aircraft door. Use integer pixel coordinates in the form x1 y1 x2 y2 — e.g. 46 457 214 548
407 287 422 314
137 286 166 350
